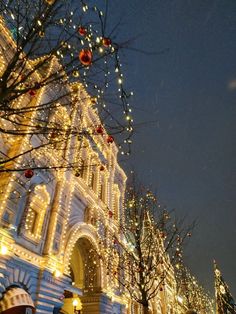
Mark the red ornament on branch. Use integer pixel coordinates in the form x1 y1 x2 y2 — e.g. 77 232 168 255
102 37 112 47
28 90 36 97
50 131 58 139
78 26 87 36
108 210 113 218
79 49 92 66
96 125 104 134
106 135 114 144
100 165 105 171
24 169 34 179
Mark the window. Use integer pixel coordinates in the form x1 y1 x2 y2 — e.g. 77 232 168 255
53 239 59 251
47 106 71 150
24 185 50 242
2 209 12 223
53 222 62 253
56 222 62 234
28 209 38 234
90 172 97 192
80 159 88 181
100 182 106 203
113 185 120 221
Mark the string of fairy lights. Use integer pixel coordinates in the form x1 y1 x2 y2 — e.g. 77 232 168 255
175 264 214 313
0 0 134 168
0 0 136 225
0 1 216 312
214 263 236 313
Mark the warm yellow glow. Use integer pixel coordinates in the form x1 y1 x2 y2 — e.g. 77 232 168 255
176 295 183 304
54 269 61 278
0 245 8 255
73 299 78 307
0 16 130 307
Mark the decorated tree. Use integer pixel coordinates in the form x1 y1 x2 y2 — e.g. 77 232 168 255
175 263 214 314
0 0 133 174
214 261 236 314
107 184 193 314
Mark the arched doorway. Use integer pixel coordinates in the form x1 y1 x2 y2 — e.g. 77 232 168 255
70 237 101 292
0 286 35 314
61 236 102 314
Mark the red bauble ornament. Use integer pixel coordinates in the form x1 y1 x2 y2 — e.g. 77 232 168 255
50 131 57 139
24 169 34 179
78 26 87 36
106 135 114 144
102 37 112 47
160 231 166 238
29 90 36 96
160 287 163 291
96 125 104 134
100 165 105 171
108 210 113 218
79 49 92 66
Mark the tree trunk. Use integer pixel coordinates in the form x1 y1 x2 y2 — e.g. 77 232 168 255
143 304 149 314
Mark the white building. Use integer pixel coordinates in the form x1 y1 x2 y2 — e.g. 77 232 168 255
0 17 178 314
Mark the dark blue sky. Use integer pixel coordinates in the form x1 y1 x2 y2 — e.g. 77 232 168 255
109 0 236 296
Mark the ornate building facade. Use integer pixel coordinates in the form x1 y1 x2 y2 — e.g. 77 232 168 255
0 17 186 314
0 16 129 313
0 82 128 313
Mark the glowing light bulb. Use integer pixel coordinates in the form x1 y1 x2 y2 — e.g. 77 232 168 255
54 269 61 277
73 299 78 307
0 245 8 255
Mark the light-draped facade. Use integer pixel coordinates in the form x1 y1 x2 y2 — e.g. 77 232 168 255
0 19 179 314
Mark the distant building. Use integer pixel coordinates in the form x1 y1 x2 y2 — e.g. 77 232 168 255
175 265 214 314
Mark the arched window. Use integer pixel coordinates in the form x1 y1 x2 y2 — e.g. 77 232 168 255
47 106 71 150
89 157 98 193
80 159 86 179
79 153 90 183
23 185 50 242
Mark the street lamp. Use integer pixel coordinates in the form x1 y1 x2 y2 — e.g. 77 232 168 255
72 299 81 314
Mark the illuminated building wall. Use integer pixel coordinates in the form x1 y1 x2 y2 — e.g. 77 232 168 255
0 18 180 314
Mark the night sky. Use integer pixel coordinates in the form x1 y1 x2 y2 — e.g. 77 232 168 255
109 0 236 297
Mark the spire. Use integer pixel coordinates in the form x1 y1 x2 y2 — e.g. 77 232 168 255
214 261 236 314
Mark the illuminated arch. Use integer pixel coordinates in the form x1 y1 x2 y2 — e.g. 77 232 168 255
23 184 50 242
64 223 101 274
63 223 105 291
16 184 50 243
